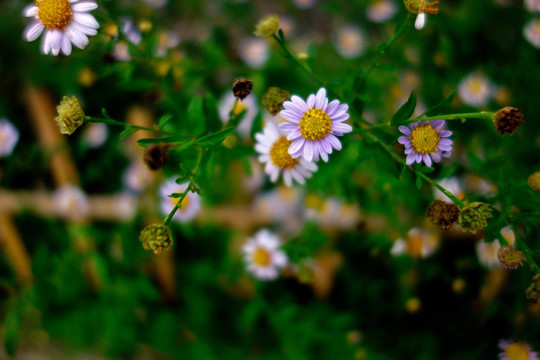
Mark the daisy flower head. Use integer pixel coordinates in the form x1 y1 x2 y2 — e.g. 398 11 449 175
398 120 452 167
255 122 318 186
279 88 352 162
498 340 539 360
525 0 540 13
524 19 540 48
367 0 397 23
243 229 288 281
457 72 495 107
23 0 99 56
0 119 19 157
159 178 201 223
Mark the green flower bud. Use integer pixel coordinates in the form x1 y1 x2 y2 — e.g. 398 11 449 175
527 171 540 192
458 202 493 234
526 274 540 303
55 96 85 135
262 87 290 116
139 224 173 254
254 15 280 38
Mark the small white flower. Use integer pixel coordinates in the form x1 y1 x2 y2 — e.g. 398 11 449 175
457 72 495 107
123 161 153 193
54 185 89 221
525 0 540 13
391 228 440 258
366 0 397 23
23 0 100 56
82 123 108 148
253 186 304 234
433 177 465 202
218 92 258 140
159 179 201 223
476 239 502 269
415 12 426 30
155 30 181 57
305 196 360 230
335 24 367 59
255 122 318 186
243 229 288 281
524 18 540 48
112 41 131 61
0 119 19 157
238 37 270 69
121 17 141 45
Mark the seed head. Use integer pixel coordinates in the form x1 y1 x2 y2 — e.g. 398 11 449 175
426 200 460 230
232 78 254 100
492 107 524 136
497 245 524 270
458 202 492 234
254 15 280 38
144 144 170 170
139 224 173 254
55 96 85 135
527 171 540 191
262 87 290 116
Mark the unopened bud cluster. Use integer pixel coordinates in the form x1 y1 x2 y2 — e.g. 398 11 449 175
526 274 540 303
56 96 85 135
139 224 173 254
458 202 492 234
254 15 280 38
262 87 290 116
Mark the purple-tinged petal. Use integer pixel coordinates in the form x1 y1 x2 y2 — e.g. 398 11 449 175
307 94 315 108
303 141 314 162
438 145 452 151
415 153 422 163
423 154 432 167
286 128 302 141
314 88 327 109
431 151 441 162
326 134 342 150
280 110 301 123
24 21 44 42
288 138 305 155
332 123 352 133
398 136 410 145
398 126 411 135
431 120 445 129
320 138 332 154
289 95 309 112
438 130 452 137
326 100 340 116
72 1 98 12
279 123 299 132
284 100 307 115
332 104 349 118
404 148 413 154
439 139 453 146
23 4 38 17
332 113 350 122
411 122 419 129
406 153 415 165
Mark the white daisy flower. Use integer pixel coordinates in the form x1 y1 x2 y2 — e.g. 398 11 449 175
293 0 317 9
391 228 440 258
243 229 288 281
524 18 540 48
366 0 397 23
121 17 141 45
82 123 108 148
112 41 131 62
0 119 19 157
123 161 153 193
476 239 502 269
433 177 465 202
238 37 270 69
23 0 100 56
53 185 89 221
255 122 318 186
457 72 495 107
159 179 201 223
525 0 540 12
335 24 367 59
305 197 360 230
279 88 353 162
218 92 258 140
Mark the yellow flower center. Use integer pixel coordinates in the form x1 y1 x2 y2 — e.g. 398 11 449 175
505 343 531 360
299 108 332 141
233 101 247 116
270 137 299 169
408 234 424 257
469 78 484 95
252 248 271 266
170 193 190 210
409 124 440 155
36 0 73 30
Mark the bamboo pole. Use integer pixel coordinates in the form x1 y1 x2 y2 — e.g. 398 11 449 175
0 213 33 285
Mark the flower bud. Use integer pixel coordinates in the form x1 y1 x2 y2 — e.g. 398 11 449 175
526 274 540 303
497 245 524 270
458 202 492 234
139 224 173 254
262 87 290 116
55 96 85 135
254 15 280 38
144 144 170 170
527 171 540 191
492 107 524 136
426 200 460 231
403 0 439 14
232 78 254 100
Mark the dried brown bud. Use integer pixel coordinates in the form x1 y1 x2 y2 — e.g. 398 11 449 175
492 107 524 136
144 144 170 170
426 200 460 230
262 87 290 116
232 78 253 100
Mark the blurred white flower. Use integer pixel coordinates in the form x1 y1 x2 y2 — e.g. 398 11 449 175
242 157 265 194
159 179 201 223
293 0 317 9
253 186 304 233
305 196 360 230
112 41 131 61
218 92 258 140
433 177 465 202
54 185 89 221
123 161 153 193
476 239 501 269
82 123 108 148
155 30 181 57
113 193 138 221
121 17 141 45
524 18 540 48
243 229 288 281
415 12 426 30
391 227 440 258
335 24 367 59
238 37 269 68
457 72 495 107
0 119 19 157
141 0 167 8
367 0 398 23
525 0 540 12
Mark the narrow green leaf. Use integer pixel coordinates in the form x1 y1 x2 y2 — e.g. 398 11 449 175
119 126 137 139
137 136 183 146
419 166 435 173
175 176 189 185
195 127 235 147
423 90 456 117
416 175 423 189
391 91 416 125
187 97 206 136
101 108 111 119
157 114 173 129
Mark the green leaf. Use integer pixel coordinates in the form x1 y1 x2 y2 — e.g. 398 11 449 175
4 310 19 357
137 136 183 146
187 97 206 136
228 108 247 129
391 91 416 125
196 127 235 147
204 94 222 132
101 108 111 119
423 90 456 117
175 176 190 185
157 114 173 129
418 166 435 173
119 126 137 139
416 175 423 189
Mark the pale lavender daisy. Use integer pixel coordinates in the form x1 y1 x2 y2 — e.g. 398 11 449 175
398 120 453 167
255 122 318 186
159 179 201 223
243 229 288 281
498 340 539 360
23 0 99 56
0 119 19 157
279 88 352 162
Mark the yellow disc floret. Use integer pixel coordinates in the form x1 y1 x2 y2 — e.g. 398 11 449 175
253 248 271 266
270 137 299 169
409 124 440 155
36 0 73 30
505 343 531 360
299 108 332 141
170 193 190 209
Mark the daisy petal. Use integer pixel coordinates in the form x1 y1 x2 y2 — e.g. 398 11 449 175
398 126 411 135
326 134 342 150
72 1 99 12
24 21 44 42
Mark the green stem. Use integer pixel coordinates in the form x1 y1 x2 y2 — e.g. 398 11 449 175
162 149 205 226
85 116 173 135
366 133 466 208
